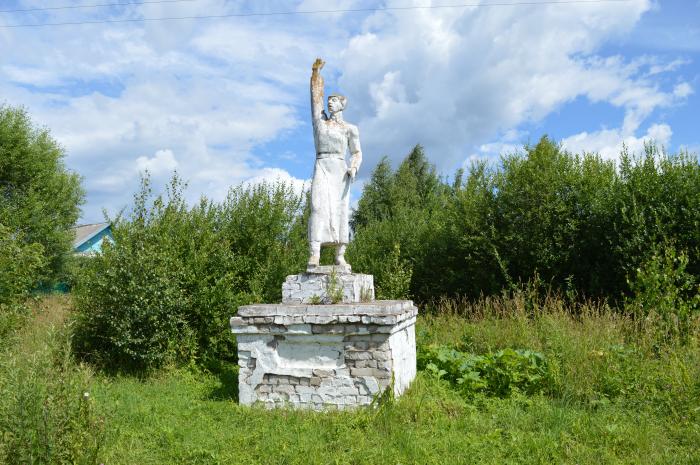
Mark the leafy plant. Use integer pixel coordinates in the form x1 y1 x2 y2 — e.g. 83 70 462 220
326 267 345 304
418 344 550 398
625 242 700 344
0 322 105 464
0 224 45 341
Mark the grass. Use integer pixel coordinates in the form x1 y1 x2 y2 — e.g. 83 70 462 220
2 294 700 464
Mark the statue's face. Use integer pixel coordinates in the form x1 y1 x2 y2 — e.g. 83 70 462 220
328 95 345 113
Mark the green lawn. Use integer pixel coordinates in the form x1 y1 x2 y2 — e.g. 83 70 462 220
92 369 698 465
2 296 699 464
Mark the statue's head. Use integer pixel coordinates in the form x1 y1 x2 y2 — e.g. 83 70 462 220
328 94 347 113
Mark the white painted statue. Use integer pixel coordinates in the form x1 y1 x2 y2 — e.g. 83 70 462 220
307 58 362 270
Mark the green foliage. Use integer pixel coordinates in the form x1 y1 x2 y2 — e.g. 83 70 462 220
91 296 699 464
625 243 700 344
326 268 344 304
419 294 700 414
613 144 700 297
349 145 446 300
352 136 700 305
0 299 105 465
0 105 84 286
418 345 549 397
375 243 413 300
0 224 45 340
72 175 306 371
218 181 307 303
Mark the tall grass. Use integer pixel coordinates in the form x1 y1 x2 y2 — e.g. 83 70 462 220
90 293 699 464
420 292 700 416
4 294 699 464
0 296 105 464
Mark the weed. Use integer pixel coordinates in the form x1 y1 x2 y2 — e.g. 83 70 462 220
326 267 344 304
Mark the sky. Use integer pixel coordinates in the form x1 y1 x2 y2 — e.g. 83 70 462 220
1 0 698 223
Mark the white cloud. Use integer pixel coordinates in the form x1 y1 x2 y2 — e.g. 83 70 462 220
135 149 178 176
673 82 694 98
561 123 672 160
243 167 308 198
0 0 695 223
336 0 691 169
0 1 333 221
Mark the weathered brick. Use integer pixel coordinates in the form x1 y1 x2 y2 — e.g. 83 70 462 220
345 351 372 360
350 367 374 376
275 384 295 395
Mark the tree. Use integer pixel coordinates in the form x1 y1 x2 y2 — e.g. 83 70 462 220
348 145 448 300
0 105 84 286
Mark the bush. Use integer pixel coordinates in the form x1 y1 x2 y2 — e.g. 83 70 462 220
625 243 700 344
352 137 699 305
72 175 306 371
348 146 448 301
0 105 84 286
0 224 44 341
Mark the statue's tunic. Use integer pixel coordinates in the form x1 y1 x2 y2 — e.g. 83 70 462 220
309 120 360 245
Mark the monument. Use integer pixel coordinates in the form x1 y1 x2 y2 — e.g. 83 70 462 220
230 59 417 410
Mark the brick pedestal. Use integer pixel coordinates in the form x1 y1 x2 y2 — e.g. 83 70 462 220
230 300 417 410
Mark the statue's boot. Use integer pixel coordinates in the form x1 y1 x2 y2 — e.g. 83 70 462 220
308 241 321 268
335 244 348 267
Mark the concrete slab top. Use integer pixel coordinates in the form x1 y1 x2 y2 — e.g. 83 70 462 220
237 300 415 317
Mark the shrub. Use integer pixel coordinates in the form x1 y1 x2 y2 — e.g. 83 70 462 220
348 145 448 301
353 137 699 304
0 105 84 285
625 242 700 344
72 175 306 371
0 224 44 341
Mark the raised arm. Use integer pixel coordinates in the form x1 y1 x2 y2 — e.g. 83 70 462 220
310 58 326 126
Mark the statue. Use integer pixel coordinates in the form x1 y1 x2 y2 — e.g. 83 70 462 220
307 58 362 270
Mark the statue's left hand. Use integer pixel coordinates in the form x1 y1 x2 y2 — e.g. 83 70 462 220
347 167 357 180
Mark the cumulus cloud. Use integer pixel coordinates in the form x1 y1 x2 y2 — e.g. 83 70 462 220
562 123 672 160
0 0 694 222
337 0 690 168
243 167 308 198
135 149 178 176
0 1 330 221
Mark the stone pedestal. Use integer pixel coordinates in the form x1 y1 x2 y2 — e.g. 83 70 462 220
282 270 374 304
231 299 417 410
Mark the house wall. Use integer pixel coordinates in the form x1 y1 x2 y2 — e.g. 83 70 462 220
75 227 113 254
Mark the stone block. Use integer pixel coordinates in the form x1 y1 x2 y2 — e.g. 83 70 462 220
232 299 417 410
282 272 374 304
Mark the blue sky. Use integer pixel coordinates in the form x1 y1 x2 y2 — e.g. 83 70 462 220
1 0 697 222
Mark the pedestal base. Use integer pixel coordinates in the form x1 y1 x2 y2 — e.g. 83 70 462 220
230 301 417 410
282 272 374 304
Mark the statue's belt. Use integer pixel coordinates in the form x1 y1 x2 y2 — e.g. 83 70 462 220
316 152 345 160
